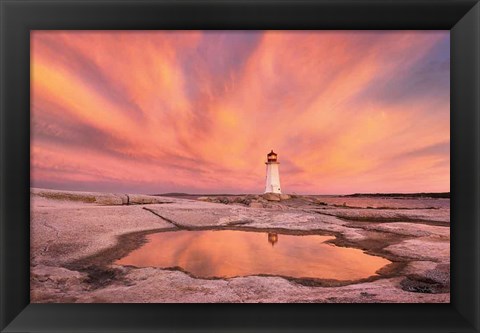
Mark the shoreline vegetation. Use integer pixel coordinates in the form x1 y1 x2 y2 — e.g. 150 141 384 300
156 192 450 199
344 192 450 198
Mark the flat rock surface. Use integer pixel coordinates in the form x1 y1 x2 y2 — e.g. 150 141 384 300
30 188 450 303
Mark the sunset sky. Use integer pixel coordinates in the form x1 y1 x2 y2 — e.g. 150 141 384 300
31 31 450 195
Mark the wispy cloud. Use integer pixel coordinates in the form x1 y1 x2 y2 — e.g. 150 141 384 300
31 30 450 194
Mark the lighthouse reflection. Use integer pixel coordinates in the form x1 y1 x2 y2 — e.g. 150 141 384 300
267 233 278 246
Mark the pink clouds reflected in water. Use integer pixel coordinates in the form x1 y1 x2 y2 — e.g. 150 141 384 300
115 230 391 280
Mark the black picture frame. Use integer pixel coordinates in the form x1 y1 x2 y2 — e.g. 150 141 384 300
1 0 479 332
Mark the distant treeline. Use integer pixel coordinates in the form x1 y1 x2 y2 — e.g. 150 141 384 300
156 193 191 196
156 192 450 199
344 192 450 198
155 193 244 197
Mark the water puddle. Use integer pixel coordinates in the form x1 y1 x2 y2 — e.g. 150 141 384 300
115 230 391 280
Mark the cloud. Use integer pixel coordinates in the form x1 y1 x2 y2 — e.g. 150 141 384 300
31 31 450 194
397 141 450 159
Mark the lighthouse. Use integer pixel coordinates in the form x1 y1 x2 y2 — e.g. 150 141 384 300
265 150 282 194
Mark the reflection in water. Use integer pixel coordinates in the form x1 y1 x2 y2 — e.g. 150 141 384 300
267 233 278 246
115 230 391 280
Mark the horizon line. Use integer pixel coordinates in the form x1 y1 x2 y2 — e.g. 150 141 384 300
31 187 450 197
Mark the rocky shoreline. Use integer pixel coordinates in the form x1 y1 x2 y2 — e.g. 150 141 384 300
30 188 450 303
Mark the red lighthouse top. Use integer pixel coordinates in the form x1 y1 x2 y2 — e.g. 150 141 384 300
267 150 278 162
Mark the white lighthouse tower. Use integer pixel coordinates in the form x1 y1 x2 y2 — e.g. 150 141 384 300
265 150 282 194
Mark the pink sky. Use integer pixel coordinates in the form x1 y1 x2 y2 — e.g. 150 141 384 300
31 31 450 194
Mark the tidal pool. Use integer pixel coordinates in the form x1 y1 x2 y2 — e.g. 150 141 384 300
115 230 391 280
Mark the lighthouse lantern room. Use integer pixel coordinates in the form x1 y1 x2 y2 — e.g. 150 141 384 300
265 150 282 194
